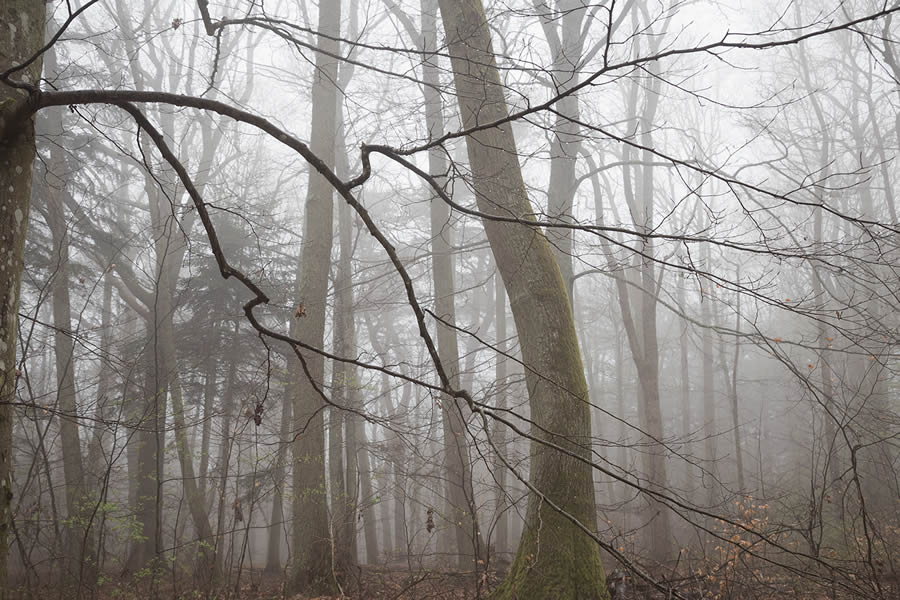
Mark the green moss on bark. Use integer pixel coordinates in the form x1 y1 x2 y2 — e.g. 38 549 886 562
490 505 609 600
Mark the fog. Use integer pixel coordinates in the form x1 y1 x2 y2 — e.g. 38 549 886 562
0 1 897 599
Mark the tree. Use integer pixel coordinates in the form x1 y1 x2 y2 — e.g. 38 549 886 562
0 1 46 591
3 2 899 599
437 1 609 597
289 0 342 591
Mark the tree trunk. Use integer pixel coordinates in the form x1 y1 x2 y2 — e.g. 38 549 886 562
41 87 93 583
199 349 217 502
265 387 291 573
356 421 379 563
166 363 217 584
700 255 718 508
0 1 46 589
126 336 166 573
421 0 483 569
716 272 745 494
86 275 114 484
214 323 240 576
492 273 509 555
289 0 341 591
540 1 588 301
330 54 358 572
677 283 694 497
437 2 608 597
612 44 673 563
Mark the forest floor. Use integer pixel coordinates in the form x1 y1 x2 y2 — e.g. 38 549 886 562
10 565 896 599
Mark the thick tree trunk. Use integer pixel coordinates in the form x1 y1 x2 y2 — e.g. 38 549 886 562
0 2 46 589
437 2 608 597
289 0 341 591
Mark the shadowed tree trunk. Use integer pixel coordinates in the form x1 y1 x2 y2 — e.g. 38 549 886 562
289 0 342 591
437 1 609 597
0 1 46 589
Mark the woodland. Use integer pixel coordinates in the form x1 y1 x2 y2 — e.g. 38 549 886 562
0 0 898 599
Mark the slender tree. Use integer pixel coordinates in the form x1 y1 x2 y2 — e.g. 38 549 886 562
289 0 342 591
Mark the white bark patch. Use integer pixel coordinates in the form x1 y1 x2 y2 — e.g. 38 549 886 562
14 166 22 175
14 208 23 229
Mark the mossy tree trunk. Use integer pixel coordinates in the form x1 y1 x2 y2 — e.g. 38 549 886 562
0 1 46 592
437 1 608 597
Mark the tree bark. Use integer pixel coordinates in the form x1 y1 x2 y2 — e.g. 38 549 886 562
0 1 46 590
437 2 608 596
289 0 342 591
